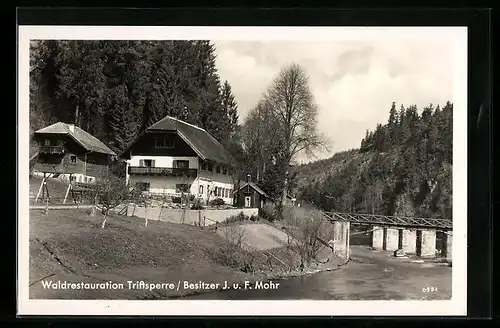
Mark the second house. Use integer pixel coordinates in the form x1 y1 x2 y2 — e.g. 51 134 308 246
119 116 235 205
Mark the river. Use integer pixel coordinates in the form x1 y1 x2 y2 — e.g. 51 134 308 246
183 246 452 300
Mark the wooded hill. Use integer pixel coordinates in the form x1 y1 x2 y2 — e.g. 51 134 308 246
294 102 453 220
29 40 239 159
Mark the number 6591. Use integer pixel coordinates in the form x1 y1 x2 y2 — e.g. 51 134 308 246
422 286 438 293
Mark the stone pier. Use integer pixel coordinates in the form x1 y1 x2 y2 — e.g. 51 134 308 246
371 226 384 250
401 229 417 254
384 227 399 251
333 221 350 261
417 229 437 258
443 232 453 261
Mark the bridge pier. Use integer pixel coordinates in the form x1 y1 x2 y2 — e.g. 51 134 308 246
384 227 399 251
333 221 350 261
371 226 384 250
443 232 452 261
401 229 417 254
417 229 436 258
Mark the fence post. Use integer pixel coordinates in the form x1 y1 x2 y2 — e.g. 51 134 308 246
44 198 49 215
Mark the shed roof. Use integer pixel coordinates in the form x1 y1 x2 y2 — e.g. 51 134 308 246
35 122 116 156
235 181 270 198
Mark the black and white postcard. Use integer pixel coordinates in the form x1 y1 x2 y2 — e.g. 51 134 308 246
18 26 467 316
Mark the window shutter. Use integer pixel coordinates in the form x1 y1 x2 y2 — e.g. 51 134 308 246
139 159 144 167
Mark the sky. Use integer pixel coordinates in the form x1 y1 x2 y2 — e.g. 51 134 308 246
213 40 455 163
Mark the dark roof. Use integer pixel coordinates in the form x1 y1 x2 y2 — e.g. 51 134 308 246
121 116 234 165
235 181 269 198
35 122 116 156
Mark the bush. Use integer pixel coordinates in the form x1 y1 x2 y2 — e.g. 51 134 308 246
225 212 248 224
249 215 259 222
189 194 195 201
209 198 225 206
191 199 205 210
260 203 279 222
172 196 182 204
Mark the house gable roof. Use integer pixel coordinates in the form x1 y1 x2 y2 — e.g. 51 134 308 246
120 116 234 165
235 181 269 198
34 122 116 156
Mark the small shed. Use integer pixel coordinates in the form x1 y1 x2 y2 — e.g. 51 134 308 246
234 180 270 209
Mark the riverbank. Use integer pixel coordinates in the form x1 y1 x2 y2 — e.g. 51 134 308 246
29 209 345 299
185 245 452 300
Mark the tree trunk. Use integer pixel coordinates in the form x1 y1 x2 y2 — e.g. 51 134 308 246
75 103 79 125
144 205 148 227
101 212 108 228
91 193 98 216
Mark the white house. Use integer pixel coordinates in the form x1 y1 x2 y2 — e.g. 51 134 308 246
119 116 235 205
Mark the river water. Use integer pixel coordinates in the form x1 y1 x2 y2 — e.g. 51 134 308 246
184 246 452 300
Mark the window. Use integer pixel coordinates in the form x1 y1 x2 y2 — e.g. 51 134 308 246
70 155 77 163
216 166 221 174
207 162 213 172
244 196 251 208
218 188 222 197
214 186 218 196
136 182 150 192
201 162 207 170
199 185 204 194
174 160 189 169
224 188 228 198
154 137 174 149
139 159 155 167
223 167 228 175
44 139 50 146
176 184 190 193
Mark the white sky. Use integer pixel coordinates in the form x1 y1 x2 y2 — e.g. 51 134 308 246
213 40 455 162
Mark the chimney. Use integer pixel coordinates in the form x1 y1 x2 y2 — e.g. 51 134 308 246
68 124 75 133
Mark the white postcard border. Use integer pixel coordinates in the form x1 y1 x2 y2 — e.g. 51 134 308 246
17 25 468 316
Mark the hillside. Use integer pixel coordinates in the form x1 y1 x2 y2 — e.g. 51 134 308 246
294 102 453 220
30 209 340 299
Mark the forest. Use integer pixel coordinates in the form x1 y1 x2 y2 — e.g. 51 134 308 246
295 101 453 220
29 40 239 157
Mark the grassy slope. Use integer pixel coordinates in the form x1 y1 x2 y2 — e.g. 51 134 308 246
29 210 327 299
29 209 255 299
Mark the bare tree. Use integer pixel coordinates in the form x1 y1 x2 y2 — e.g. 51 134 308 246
263 64 330 204
218 225 245 267
282 205 334 266
93 175 130 228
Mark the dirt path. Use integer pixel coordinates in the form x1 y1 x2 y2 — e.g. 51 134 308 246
217 223 290 251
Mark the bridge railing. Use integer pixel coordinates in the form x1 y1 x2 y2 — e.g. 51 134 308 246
322 211 452 230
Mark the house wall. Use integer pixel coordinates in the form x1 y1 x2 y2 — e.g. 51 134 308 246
34 135 110 182
127 175 234 204
235 185 266 209
126 145 234 204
